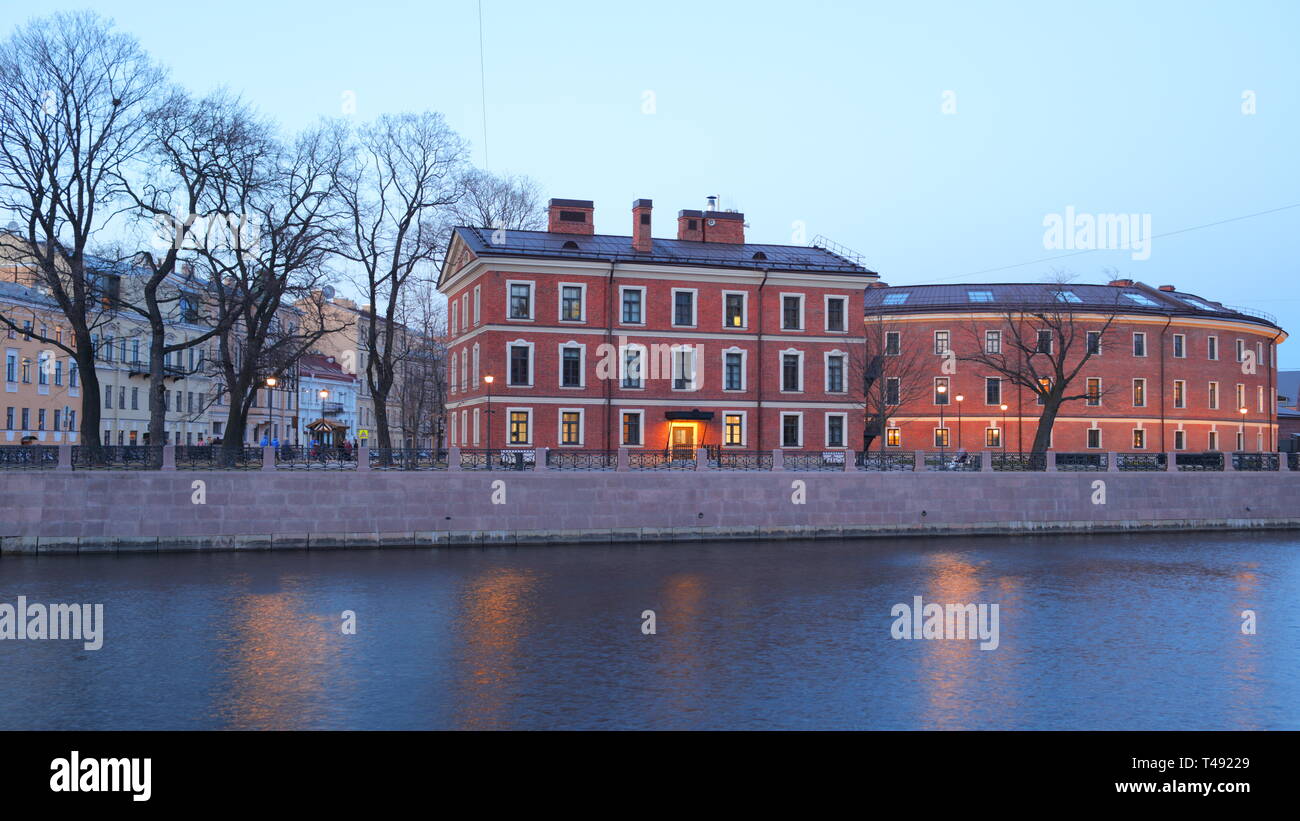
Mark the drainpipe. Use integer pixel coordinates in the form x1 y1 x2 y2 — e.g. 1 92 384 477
756 268 770 449
1158 314 1171 452
604 259 616 451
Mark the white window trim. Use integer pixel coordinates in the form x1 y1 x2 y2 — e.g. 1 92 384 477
472 408 480 445
986 426 1003 449
557 407 585 446
620 408 645 447
619 285 647 326
1173 379 1186 409
505 406 533 445
984 376 1003 407
472 343 480 388
506 339 535 387
1086 377 1102 407
721 346 747 392
1132 332 1147 357
722 410 747 447
824 350 848 394
1172 333 1186 358
506 279 535 321
1174 428 1186 450
824 412 848 449
473 284 481 326
670 344 700 392
886 426 901 448
450 300 458 336
933 376 951 406
934 329 950 355
1208 380 1219 410
1086 425 1102 450
779 411 803 448
1132 427 1147 449
984 330 1001 355
558 341 586 389
1207 335 1219 361
557 281 588 323
1132 377 1146 407
670 287 698 328
620 343 647 390
823 294 848 333
721 290 749 330
779 292 805 331
449 352 457 395
778 348 804 393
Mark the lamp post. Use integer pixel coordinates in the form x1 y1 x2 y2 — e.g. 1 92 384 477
955 393 964 451
1240 406 1249 452
319 389 329 446
936 383 947 461
484 375 494 454
265 376 277 445
1000 403 1008 456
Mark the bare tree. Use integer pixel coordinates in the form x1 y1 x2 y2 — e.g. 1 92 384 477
336 112 466 450
856 311 933 457
0 11 165 448
957 279 1121 455
444 168 544 232
391 283 446 450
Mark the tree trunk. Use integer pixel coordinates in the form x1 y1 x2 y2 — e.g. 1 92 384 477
1031 397 1063 455
76 347 103 450
373 388 393 450
148 334 167 466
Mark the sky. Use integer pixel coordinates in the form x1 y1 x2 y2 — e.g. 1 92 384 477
6 1 1299 363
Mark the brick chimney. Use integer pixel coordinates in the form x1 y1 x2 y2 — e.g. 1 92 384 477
1158 284 1176 291
1108 278 1134 287
547 198 595 235
632 199 652 252
676 208 745 244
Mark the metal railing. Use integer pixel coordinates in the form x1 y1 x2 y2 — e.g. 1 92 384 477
545 449 616 471
369 448 449 471
856 450 916 471
715 450 775 471
1231 451 1278 471
459 448 536 471
274 445 359 470
72 445 166 470
925 452 981 471
174 445 262 470
0 444 58 470
1116 452 1166 471
1054 452 1107 471
1289 452 1299 472
991 453 1048 471
628 450 696 470
783 451 849 471
1175 451 1224 472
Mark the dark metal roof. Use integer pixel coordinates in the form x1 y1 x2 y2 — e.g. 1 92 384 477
449 226 877 276
863 282 1283 331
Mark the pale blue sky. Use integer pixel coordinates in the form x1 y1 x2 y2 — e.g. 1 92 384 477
7 1 1299 362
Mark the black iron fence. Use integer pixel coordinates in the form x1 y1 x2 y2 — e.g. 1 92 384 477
926 452 981 471
72 445 165 470
714 450 775 471
1116 452 1167 471
783 451 849 471
855 450 916 471
1232 451 1279 471
369 448 449 471
0 444 59 470
992 453 1048 471
174 445 263 470
459 448 536 471
274 445 359 470
628 450 696 470
545 449 616 470
1176 452 1224 472
1054 452 1108 471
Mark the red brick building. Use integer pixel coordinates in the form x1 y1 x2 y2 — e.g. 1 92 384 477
438 198 876 455
862 281 1287 453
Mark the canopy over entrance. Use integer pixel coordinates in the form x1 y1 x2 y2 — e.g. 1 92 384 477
306 418 350 446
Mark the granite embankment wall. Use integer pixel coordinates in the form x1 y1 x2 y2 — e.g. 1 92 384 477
1 455 1298 554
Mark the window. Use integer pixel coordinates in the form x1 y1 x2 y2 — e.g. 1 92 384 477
986 428 1001 447
1207 336 1218 360
1036 377 1052 405
621 412 642 446
560 346 582 388
1133 333 1146 357
933 377 950 405
473 285 481 325
724 293 746 328
985 330 1001 354
37 409 45 431
934 428 950 448
54 361 62 386
621 287 644 324
37 354 48 385
985 377 1001 406
508 282 533 320
508 410 530 445
4 353 14 382
1087 428 1102 449
781 352 802 392
1055 290 1083 303
1132 429 1146 449
967 290 994 302
724 351 744 391
508 343 531 386
885 377 900 406
885 332 901 356
1036 330 1052 354
673 290 696 326
781 295 803 330
1235 339 1245 363
1235 383 1245 411
1208 431 1219 451
1122 292 1158 307
132 387 139 410
781 413 801 448
826 354 846 393
448 353 457 394
724 413 744 446
1086 331 1101 355
672 347 696 390
1173 380 1186 409
883 292 909 305
934 330 950 355
1086 377 1101 406
1174 430 1186 450
825 296 846 332
560 410 582 445
1132 379 1146 407
622 347 643 389
1172 334 1185 358
886 427 901 447
826 414 846 448
21 408 29 430
1208 381 1219 410
560 285 584 321
1236 430 1244 450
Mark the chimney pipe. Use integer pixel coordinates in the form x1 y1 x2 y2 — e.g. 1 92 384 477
632 199 652 253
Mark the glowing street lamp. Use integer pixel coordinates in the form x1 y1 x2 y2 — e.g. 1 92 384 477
265 376 278 443
1000 403 1009 456
1239 406 1249 452
936 383 947 461
955 393 964 450
484 375 495 453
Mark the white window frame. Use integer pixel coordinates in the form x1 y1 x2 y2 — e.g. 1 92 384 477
506 279 535 321
1173 379 1186 409
721 346 747 392
558 341 586 389
449 353 457 395
1086 376 1102 407
1208 380 1219 410
619 285 646 326
473 284 481 326
722 290 749 330
1133 332 1147 357
472 343 480 388
505 406 533 446
779 411 803 448
1207 335 1219 361
1172 333 1186 358
1174 428 1186 450
934 329 950 355
778 348 804 393
1132 377 1146 407
984 330 1001 354
620 343 647 390
557 407 585 446
620 408 645 447
824 350 848 394
473 408 480 445
670 345 699 392
780 293 805 331
824 412 848 449
823 294 848 333
1086 426 1102 449
506 339 535 387
722 411 747 447
557 281 588 323
670 287 698 328
985 376 1002 406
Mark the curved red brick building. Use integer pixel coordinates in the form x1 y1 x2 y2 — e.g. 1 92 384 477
862 280 1286 454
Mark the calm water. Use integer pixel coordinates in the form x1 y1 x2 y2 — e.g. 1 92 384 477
0 532 1297 730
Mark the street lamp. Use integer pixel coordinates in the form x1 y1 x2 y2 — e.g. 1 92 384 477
1239 406 1249 452
1000 403 1008 456
936 383 947 461
484 375 494 454
319 389 329 447
955 393 964 451
264 376 277 444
